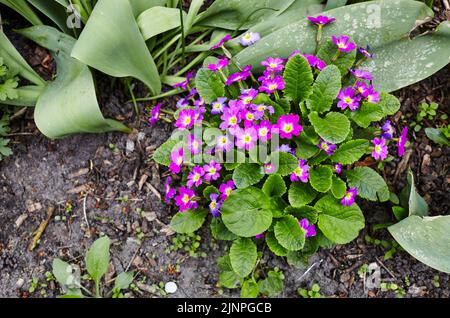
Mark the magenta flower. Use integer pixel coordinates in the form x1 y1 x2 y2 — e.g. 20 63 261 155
371 137 388 161
211 34 232 50
175 108 195 129
366 87 380 104
350 69 373 80
240 88 259 105
175 187 198 212
308 15 336 26
235 127 258 150
209 193 222 217
299 218 316 238
398 127 408 157
318 139 337 155
215 134 233 152
332 35 356 53
263 163 276 174
207 57 229 72
241 110 258 127
381 120 395 140
169 147 184 174
219 180 235 201
303 54 327 71
204 160 221 181
176 98 189 109
220 108 241 130
259 76 285 94
337 87 361 111
211 97 227 115
256 120 272 143
239 32 260 46
187 166 205 188
277 144 292 153
187 88 198 99
334 163 343 174
255 233 265 239
261 57 285 73
187 133 202 155
290 160 310 183
341 187 358 206
252 104 274 115
359 46 374 59
276 114 302 139
149 103 161 126
164 176 176 204
226 66 252 86
355 81 369 97
173 71 194 89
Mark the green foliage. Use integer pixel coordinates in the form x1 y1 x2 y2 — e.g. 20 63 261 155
309 111 350 144
283 55 313 105
195 68 225 104
306 65 341 113
0 114 12 160
52 236 134 297
230 238 257 277
232 163 264 189
170 208 208 234
345 167 389 202
298 283 323 298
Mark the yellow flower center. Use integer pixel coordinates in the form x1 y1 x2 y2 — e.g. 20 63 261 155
295 167 303 176
193 174 200 181
375 145 381 153
259 128 268 136
344 97 353 104
230 117 237 125
210 201 216 209
244 135 252 143
176 156 183 165
184 116 191 125
182 194 190 204
269 63 277 69
269 84 277 91
283 124 293 133
209 168 216 174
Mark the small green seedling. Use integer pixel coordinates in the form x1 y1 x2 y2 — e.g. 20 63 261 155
52 236 134 298
298 283 324 298
410 102 439 132
380 282 405 298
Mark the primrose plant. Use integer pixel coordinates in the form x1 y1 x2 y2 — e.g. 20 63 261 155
52 236 134 298
152 15 408 297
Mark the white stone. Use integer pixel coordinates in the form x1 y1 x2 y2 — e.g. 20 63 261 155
165 281 178 294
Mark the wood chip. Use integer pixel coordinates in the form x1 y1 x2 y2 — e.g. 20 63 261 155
68 168 89 179
28 206 55 251
15 214 28 228
26 200 42 213
145 183 161 200
142 212 157 222
138 174 148 191
67 184 90 194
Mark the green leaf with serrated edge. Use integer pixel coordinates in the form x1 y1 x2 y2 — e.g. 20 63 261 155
306 65 342 113
309 166 333 193
378 93 401 116
400 169 429 217
309 111 350 144
425 128 449 146
224 162 240 170
258 270 284 297
283 55 313 104
153 139 180 166
195 68 225 104
286 250 308 269
294 134 319 159
230 238 257 277
233 163 264 189
218 255 240 288
331 139 369 164
86 236 110 285
388 215 450 273
346 166 389 202
274 215 306 251
221 187 273 237
288 182 317 207
170 209 208 234
210 217 238 241
348 102 384 128
316 38 356 76
265 232 288 257
262 174 286 197
241 280 259 298
203 185 219 199
267 151 298 176
315 195 365 244
270 197 288 218
285 206 318 223
308 152 329 166
331 176 346 199
316 230 335 249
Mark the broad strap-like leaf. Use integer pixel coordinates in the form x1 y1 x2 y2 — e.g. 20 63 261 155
138 6 186 40
71 0 161 94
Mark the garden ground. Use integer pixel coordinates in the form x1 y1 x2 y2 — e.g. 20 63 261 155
0 6 449 298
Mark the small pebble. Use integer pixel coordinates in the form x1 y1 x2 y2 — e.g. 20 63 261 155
165 282 178 294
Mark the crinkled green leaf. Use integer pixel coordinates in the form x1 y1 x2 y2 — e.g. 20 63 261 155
221 187 273 237
331 139 369 164
317 38 356 76
210 217 238 241
316 195 364 244
288 182 317 207
153 139 180 166
170 208 208 234
306 65 341 113
262 174 286 197
233 163 264 189
285 205 318 223
309 111 350 144
195 68 225 104
309 166 333 193
283 55 313 104
265 232 288 257
258 270 284 297
331 176 346 199
218 255 240 289
230 238 257 277
0 77 19 101
267 151 298 176
346 166 389 202
274 215 305 251
241 280 259 298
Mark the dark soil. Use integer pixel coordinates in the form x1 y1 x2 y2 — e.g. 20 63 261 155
0 4 449 299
